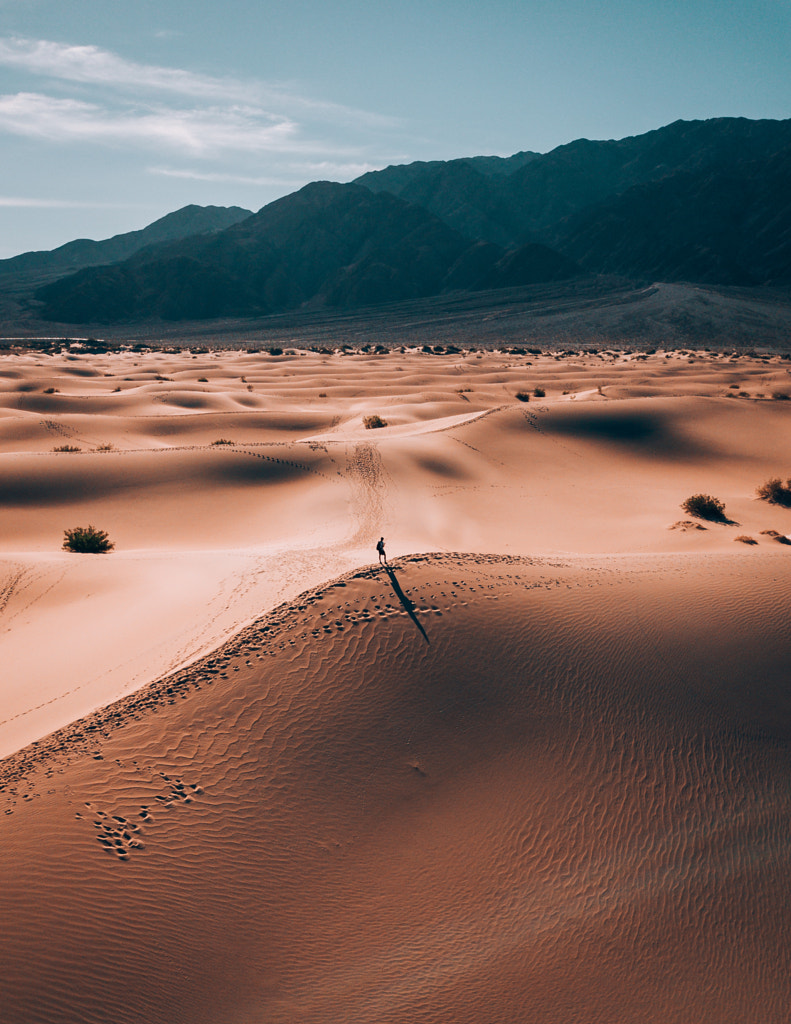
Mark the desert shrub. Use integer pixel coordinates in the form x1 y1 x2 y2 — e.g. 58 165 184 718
53 444 81 453
756 477 791 506
268 347 283 356
95 443 114 451
533 386 546 397
515 391 530 402
363 414 387 429
43 387 58 394
669 519 707 532
760 529 791 544
681 493 728 521
211 438 235 445
197 377 208 382
63 525 114 553
318 392 328 398
773 391 790 400
735 535 758 545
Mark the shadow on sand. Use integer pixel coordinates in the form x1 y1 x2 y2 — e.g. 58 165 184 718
384 564 430 645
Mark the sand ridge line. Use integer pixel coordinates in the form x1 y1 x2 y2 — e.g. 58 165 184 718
0 552 564 797
6 546 746 803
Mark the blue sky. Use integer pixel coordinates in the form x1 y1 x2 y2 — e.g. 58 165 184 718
0 0 788 257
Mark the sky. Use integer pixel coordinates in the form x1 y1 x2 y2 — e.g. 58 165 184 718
0 0 789 258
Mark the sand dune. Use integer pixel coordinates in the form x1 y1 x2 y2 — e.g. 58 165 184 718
1 345 790 1021
2 553 790 1023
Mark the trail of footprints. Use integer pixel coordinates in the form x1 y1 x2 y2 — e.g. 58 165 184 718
80 774 204 860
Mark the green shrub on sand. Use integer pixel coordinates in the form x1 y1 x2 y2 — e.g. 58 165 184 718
63 525 115 553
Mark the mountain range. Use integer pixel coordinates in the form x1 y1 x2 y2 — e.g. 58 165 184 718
2 116 790 326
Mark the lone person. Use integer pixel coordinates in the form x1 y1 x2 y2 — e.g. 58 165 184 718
376 537 387 565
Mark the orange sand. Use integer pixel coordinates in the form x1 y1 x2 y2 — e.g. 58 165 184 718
1 346 790 1022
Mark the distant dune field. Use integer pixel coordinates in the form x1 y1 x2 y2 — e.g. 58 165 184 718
1 345 790 1023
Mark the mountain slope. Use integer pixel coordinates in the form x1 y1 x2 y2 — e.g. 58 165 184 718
35 182 578 323
357 117 791 258
356 153 540 245
499 116 791 243
0 205 253 285
552 145 791 285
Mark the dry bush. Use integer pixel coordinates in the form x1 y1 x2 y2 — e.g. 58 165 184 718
53 444 81 453
63 525 114 553
211 438 235 445
734 535 758 545
533 386 546 397
772 391 790 400
756 477 791 507
363 414 387 429
95 443 114 452
681 493 728 522
43 387 58 394
669 520 707 532
515 391 530 402
760 529 791 545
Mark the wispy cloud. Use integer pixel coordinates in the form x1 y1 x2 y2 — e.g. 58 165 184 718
0 36 398 128
0 92 315 155
0 197 135 208
149 160 379 186
148 167 301 187
0 36 254 101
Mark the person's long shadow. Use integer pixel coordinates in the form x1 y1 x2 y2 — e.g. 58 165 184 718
384 564 430 645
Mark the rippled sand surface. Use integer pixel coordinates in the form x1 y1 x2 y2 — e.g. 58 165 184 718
2 553 790 1023
1 347 790 1022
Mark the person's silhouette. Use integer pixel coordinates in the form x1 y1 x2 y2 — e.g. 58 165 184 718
376 537 387 564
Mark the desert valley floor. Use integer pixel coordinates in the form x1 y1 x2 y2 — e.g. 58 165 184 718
1 344 790 1023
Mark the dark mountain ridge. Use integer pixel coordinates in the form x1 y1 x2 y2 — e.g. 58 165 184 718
553 144 791 285
35 182 577 323
8 115 791 326
355 117 791 254
500 116 791 240
0 205 252 286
